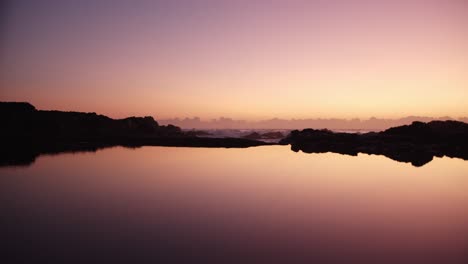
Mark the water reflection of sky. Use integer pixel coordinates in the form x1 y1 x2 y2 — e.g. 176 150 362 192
2 146 468 263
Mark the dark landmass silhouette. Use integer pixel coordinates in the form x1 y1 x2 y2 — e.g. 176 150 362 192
160 116 468 130
0 102 271 166
280 121 468 167
1 102 467 167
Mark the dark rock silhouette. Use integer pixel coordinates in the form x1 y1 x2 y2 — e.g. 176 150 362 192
1 102 173 138
0 102 271 166
280 121 468 166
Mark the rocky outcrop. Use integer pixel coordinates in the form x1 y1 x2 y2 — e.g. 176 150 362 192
0 102 173 139
30 111 176 139
280 121 468 166
0 102 272 166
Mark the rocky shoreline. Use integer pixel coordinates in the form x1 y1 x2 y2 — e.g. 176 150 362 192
280 121 468 166
1 102 467 167
0 102 272 166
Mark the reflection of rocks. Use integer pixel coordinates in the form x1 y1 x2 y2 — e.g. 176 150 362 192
280 121 468 167
0 141 111 167
243 131 285 140
1 137 270 167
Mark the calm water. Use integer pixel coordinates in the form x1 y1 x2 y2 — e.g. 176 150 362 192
2 146 468 263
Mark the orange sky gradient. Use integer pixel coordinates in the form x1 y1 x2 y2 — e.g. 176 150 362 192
1 0 467 120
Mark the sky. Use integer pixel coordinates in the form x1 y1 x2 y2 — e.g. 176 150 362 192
1 0 467 120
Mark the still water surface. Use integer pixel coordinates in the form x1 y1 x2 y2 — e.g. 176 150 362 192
2 146 468 263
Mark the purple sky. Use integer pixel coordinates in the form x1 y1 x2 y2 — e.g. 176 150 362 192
1 0 467 120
